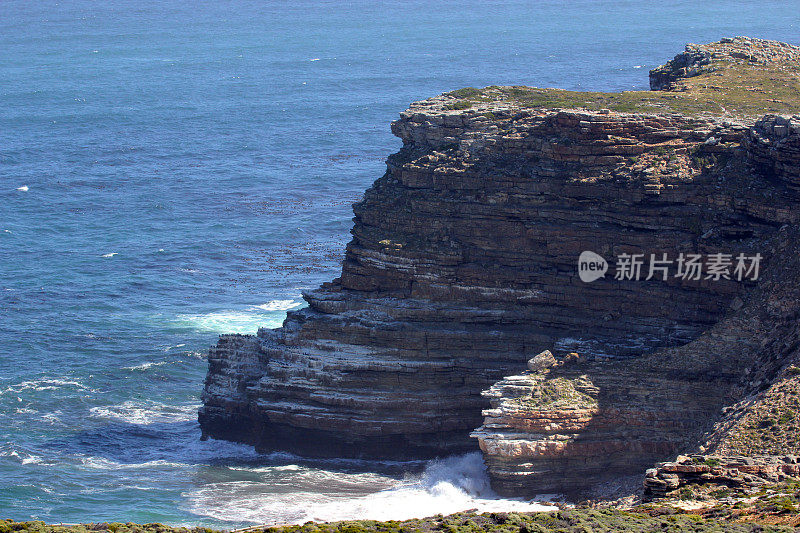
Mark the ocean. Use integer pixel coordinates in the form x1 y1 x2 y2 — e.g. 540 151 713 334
1 0 798 526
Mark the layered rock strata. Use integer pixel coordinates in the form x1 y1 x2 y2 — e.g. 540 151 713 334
473 121 800 495
644 455 800 499
201 37 800 490
473 116 800 496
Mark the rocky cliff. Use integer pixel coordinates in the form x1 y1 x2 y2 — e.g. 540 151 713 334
201 37 800 493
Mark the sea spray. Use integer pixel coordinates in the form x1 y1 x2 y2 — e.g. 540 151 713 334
170 299 305 334
184 453 553 525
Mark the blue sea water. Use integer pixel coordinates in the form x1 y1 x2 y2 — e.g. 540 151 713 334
1 0 798 526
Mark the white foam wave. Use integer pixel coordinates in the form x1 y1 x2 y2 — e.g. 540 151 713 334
185 453 554 525
0 378 92 396
16 185 29 191
251 300 302 312
89 400 198 425
39 411 63 425
173 299 303 334
123 361 169 371
270 464 302 472
175 311 284 334
0 448 46 466
101 252 118 258
79 457 186 470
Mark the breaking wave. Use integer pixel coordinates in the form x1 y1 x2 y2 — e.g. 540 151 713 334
88 401 199 425
185 453 554 525
252 300 302 312
0 378 94 396
0 448 46 466
122 361 170 371
171 299 304 334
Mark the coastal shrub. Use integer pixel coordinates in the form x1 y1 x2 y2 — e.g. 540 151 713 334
446 87 482 99
760 418 778 428
779 410 796 424
772 497 799 514
5 512 800 533
710 487 731 498
694 155 713 169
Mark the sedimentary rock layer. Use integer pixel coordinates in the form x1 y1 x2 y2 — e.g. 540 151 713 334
201 37 800 488
473 116 800 495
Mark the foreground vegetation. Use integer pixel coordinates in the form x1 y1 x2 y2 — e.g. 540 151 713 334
3 506 798 533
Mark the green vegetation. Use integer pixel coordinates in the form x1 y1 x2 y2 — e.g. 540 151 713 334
0 523 212 533
642 477 800 527
446 87 483 99
513 376 597 410
2 511 796 533
718 375 800 456
441 58 800 117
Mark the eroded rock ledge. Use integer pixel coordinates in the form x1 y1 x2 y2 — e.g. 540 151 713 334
201 37 800 491
644 455 800 500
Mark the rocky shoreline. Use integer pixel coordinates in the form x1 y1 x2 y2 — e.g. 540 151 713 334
200 36 800 500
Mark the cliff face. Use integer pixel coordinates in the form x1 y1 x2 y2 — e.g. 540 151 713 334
470 42 800 495
201 37 800 491
472 219 800 497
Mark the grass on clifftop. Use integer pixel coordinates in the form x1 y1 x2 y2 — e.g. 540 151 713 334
3 509 796 533
443 59 800 117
